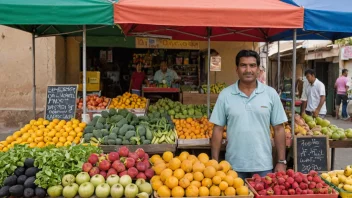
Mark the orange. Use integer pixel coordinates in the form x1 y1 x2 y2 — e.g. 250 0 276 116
187 155 198 164
52 137 59 143
6 136 14 143
67 136 74 142
179 178 190 189
59 137 66 143
151 176 161 183
165 176 178 189
219 181 229 191
184 173 194 182
78 122 86 128
173 169 185 180
153 163 167 175
205 159 220 170
236 186 249 195
55 132 61 138
204 166 216 178
162 151 173 162
62 132 69 138
233 177 244 189
171 186 184 197
154 159 165 166
190 181 201 188
181 160 193 173
198 153 209 164
209 185 221 196
199 186 210 196
152 180 163 191
160 168 173 182
216 171 227 180
56 142 64 147
169 158 181 170
44 137 52 143
224 175 234 186
37 142 45 148
186 185 199 197
178 151 190 162
225 187 236 196
219 160 231 173
48 131 56 137
69 131 76 137
201 178 212 188
227 170 238 178
27 137 34 143
75 127 83 133
29 142 37 148
35 137 44 143
150 154 162 164
64 141 72 146
16 137 23 143
192 161 205 172
77 132 83 138
212 175 222 185
157 185 171 197
193 172 204 182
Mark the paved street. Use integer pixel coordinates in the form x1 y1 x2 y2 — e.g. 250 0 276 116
0 116 351 169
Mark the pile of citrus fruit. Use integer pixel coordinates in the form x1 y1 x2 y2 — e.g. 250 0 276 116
150 151 250 197
0 118 85 152
173 117 213 139
109 92 147 109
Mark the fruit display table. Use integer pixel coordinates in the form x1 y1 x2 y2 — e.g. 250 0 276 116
329 140 352 170
142 87 181 103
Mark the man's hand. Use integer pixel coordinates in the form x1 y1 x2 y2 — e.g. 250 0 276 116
313 109 319 118
274 163 287 172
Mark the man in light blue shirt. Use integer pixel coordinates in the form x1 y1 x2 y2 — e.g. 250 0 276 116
153 61 180 86
210 50 288 180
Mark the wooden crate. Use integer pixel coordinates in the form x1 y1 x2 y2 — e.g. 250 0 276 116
154 190 254 198
100 144 177 154
182 92 219 105
178 138 210 146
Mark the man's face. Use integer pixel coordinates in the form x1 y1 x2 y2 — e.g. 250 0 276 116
160 62 168 73
236 57 259 83
344 71 348 77
306 74 315 84
136 64 142 72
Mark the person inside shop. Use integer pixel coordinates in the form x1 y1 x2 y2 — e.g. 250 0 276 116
301 69 327 118
210 50 288 180
129 62 149 95
334 69 349 120
153 61 180 86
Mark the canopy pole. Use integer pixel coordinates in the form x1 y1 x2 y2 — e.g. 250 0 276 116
32 32 36 120
277 41 281 91
266 42 269 85
207 28 211 118
291 29 297 138
82 25 87 121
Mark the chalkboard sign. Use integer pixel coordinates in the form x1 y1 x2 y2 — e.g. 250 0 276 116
294 136 329 174
45 85 78 121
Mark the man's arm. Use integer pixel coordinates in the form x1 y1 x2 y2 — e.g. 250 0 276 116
211 125 224 161
314 95 326 116
273 124 286 172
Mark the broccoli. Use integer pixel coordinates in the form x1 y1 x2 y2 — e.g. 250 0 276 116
141 136 146 141
128 125 135 131
153 112 161 118
116 118 128 128
95 122 104 130
119 124 129 136
126 113 133 123
115 138 122 145
104 123 111 130
101 129 109 137
110 115 124 123
146 127 153 141
122 140 130 145
138 116 149 122
102 136 109 145
109 133 117 140
130 136 141 145
84 126 94 134
136 125 146 136
98 117 106 124
142 140 151 144
93 129 103 139
101 111 109 118
117 109 129 117
111 127 119 134
109 108 117 116
108 139 116 145
84 133 94 142
125 131 136 140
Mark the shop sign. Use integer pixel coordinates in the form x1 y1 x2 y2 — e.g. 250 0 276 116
341 46 352 60
135 37 199 50
210 55 221 71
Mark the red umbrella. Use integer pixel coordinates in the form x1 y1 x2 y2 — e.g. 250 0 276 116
114 0 303 41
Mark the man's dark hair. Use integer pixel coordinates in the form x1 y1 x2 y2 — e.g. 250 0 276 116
304 69 315 76
235 50 260 66
160 60 167 65
342 69 348 74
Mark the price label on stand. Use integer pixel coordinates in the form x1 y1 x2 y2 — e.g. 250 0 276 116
294 136 329 174
45 85 78 121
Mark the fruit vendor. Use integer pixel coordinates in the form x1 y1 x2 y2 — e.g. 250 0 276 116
301 69 327 118
129 62 149 95
153 61 180 86
210 50 288 180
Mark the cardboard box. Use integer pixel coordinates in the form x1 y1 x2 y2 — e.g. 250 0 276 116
78 83 100 91
78 71 101 91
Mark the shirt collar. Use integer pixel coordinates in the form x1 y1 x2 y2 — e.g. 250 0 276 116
231 80 265 95
310 78 318 86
